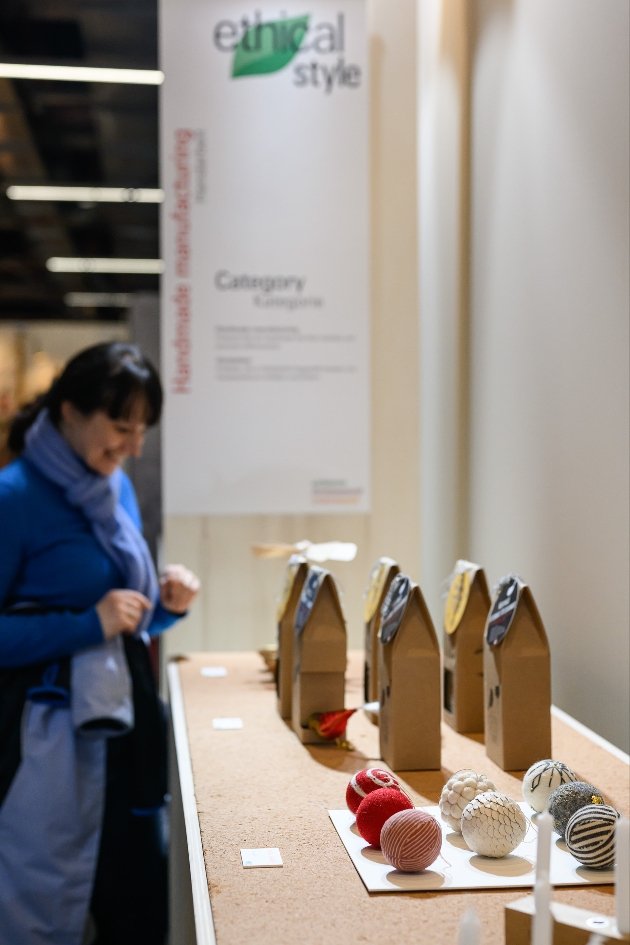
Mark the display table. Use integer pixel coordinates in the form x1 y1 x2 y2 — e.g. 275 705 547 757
168 652 629 945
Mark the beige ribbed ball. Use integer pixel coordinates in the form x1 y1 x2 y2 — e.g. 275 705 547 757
439 769 497 833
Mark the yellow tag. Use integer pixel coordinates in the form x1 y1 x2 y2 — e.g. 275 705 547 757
276 557 304 621
363 558 397 624
444 569 473 635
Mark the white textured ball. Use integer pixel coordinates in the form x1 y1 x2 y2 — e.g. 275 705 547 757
461 792 528 858
438 769 497 833
522 760 577 813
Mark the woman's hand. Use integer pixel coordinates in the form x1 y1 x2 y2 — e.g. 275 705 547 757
159 564 200 615
96 589 151 639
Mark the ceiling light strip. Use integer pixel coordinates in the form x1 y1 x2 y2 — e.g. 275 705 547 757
47 257 164 274
7 185 164 203
64 292 133 307
0 63 164 85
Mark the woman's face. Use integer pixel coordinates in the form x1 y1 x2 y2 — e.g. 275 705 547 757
60 401 147 476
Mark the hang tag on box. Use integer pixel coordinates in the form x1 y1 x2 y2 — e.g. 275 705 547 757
212 717 243 730
201 666 227 677
240 848 283 868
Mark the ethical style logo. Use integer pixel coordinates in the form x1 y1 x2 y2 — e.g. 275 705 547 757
213 11 361 91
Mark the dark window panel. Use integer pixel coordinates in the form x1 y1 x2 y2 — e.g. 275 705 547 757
68 217 114 256
0 20 85 59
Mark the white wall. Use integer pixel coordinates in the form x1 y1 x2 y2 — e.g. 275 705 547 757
164 0 422 658
418 0 470 624
469 0 630 751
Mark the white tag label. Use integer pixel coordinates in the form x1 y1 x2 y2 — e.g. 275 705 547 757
363 701 379 713
212 717 243 730
240 848 283 868
201 667 227 677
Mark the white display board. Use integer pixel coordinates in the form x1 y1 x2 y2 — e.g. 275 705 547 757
328 806 615 893
160 0 369 514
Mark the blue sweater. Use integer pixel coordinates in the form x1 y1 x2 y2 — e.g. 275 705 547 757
0 457 180 668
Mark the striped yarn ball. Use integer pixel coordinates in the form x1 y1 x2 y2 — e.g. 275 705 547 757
565 804 620 870
380 809 442 872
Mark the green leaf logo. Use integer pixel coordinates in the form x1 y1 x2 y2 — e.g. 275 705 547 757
232 15 309 78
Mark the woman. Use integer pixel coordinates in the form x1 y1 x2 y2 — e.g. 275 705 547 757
0 342 199 945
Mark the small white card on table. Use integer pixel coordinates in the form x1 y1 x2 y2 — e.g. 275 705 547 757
212 717 243 730
201 666 227 677
240 848 283 868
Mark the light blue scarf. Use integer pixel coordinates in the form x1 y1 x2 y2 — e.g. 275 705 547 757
23 408 158 633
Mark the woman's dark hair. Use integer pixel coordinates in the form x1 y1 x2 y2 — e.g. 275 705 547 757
9 342 162 454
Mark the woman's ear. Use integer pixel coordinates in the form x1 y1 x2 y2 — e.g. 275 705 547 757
60 400 80 427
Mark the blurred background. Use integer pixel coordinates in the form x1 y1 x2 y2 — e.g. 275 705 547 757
0 0 160 542
0 0 158 320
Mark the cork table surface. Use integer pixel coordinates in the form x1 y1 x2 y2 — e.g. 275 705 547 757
173 651 629 945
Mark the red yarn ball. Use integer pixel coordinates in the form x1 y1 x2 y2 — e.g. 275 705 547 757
346 767 402 814
380 808 442 872
355 788 413 846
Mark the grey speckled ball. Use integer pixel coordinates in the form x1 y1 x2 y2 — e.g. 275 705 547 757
547 781 605 839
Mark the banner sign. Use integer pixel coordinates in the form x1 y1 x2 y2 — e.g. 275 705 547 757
160 0 369 514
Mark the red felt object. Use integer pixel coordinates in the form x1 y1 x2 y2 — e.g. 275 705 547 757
355 788 413 847
308 709 356 741
345 767 402 814
380 808 442 871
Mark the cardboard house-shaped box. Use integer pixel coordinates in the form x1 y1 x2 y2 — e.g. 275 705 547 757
442 560 491 734
484 574 552 771
363 557 400 724
292 566 347 744
378 574 441 770
276 554 309 720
